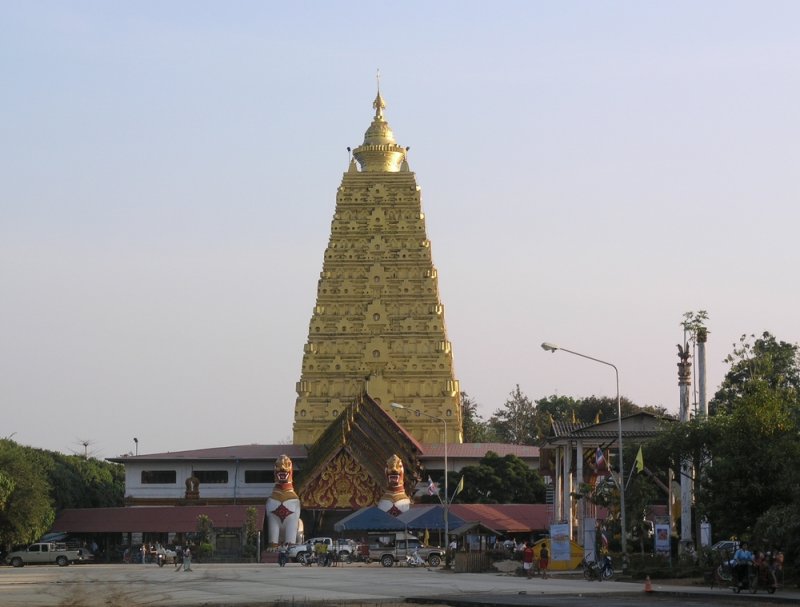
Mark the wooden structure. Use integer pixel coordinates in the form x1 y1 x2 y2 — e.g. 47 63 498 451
450 521 501 573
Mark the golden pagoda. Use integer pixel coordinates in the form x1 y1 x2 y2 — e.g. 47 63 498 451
293 87 463 446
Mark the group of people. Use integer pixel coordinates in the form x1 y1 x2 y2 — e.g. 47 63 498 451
732 541 783 589
313 540 331 566
522 541 549 579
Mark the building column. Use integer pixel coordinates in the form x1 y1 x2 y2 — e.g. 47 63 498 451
575 439 583 543
563 442 572 538
554 447 562 523
678 345 693 548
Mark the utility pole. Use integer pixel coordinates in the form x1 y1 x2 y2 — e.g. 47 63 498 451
677 344 693 550
697 327 708 418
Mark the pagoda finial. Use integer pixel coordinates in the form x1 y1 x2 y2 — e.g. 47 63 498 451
373 68 386 119
353 73 405 171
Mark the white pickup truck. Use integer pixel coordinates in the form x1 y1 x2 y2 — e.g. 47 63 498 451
287 537 359 563
5 542 85 567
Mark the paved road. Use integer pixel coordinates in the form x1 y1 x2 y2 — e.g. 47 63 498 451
0 562 796 607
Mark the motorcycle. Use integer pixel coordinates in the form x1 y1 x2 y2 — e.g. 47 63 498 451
732 557 779 594
300 552 317 566
405 550 425 567
582 555 614 581
714 559 735 586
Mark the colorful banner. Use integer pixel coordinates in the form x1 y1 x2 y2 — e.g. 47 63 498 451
654 523 671 556
550 523 571 561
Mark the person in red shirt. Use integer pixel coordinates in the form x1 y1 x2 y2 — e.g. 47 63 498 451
522 542 534 578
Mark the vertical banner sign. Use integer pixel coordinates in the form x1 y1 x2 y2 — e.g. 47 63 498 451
582 518 597 563
550 523 571 561
654 523 671 556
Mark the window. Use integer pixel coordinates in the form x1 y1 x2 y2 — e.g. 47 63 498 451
244 469 273 484
141 470 177 484
194 470 228 484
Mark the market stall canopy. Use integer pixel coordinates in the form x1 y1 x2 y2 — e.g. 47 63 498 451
449 521 502 537
333 506 406 532
396 504 466 531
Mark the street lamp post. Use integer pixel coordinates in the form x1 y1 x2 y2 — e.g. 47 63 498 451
390 403 448 547
540 342 627 567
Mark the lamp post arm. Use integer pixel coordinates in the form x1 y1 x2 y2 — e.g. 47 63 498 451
556 347 618 376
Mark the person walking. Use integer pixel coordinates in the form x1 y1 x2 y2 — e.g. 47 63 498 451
446 538 457 569
183 546 192 572
538 542 549 579
522 542 534 579
173 545 183 571
277 543 288 567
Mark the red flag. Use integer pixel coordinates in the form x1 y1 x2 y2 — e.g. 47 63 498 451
595 447 606 471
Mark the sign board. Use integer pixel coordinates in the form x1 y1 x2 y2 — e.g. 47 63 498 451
654 523 671 556
550 523 571 561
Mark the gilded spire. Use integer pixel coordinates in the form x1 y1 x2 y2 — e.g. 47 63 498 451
352 75 407 172
374 68 386 119
373 91 386 120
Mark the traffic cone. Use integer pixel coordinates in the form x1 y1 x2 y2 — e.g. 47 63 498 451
644 575 654 593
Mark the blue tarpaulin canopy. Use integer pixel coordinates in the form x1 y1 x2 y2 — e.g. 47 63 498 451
333 506 407 532
397 504 466 531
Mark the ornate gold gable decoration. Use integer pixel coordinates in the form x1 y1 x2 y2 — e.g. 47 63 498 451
299 451 380 509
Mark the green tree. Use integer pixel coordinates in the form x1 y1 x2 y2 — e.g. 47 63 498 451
196 514 214 543
711 332 800 415
0 470 14 511
243 506 259 558
195 514 215 558
454 452 546 504
0 440 54 547
488 385 537 444
575 396 666 425
623 460 661 555
460 392 497 443
533 395 668 443
531 395 579 441
704 383 800 539
13 445 125 510
0 439 124 549
681 310 709 344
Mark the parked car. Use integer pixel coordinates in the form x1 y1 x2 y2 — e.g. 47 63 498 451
711 540 739 556
367 532 443 567
5 543 85 567
287 537 360 563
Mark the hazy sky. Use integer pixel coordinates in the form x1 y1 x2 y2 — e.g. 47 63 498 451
3 2 799 458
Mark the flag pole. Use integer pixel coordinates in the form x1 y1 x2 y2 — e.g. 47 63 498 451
625 463 637 491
